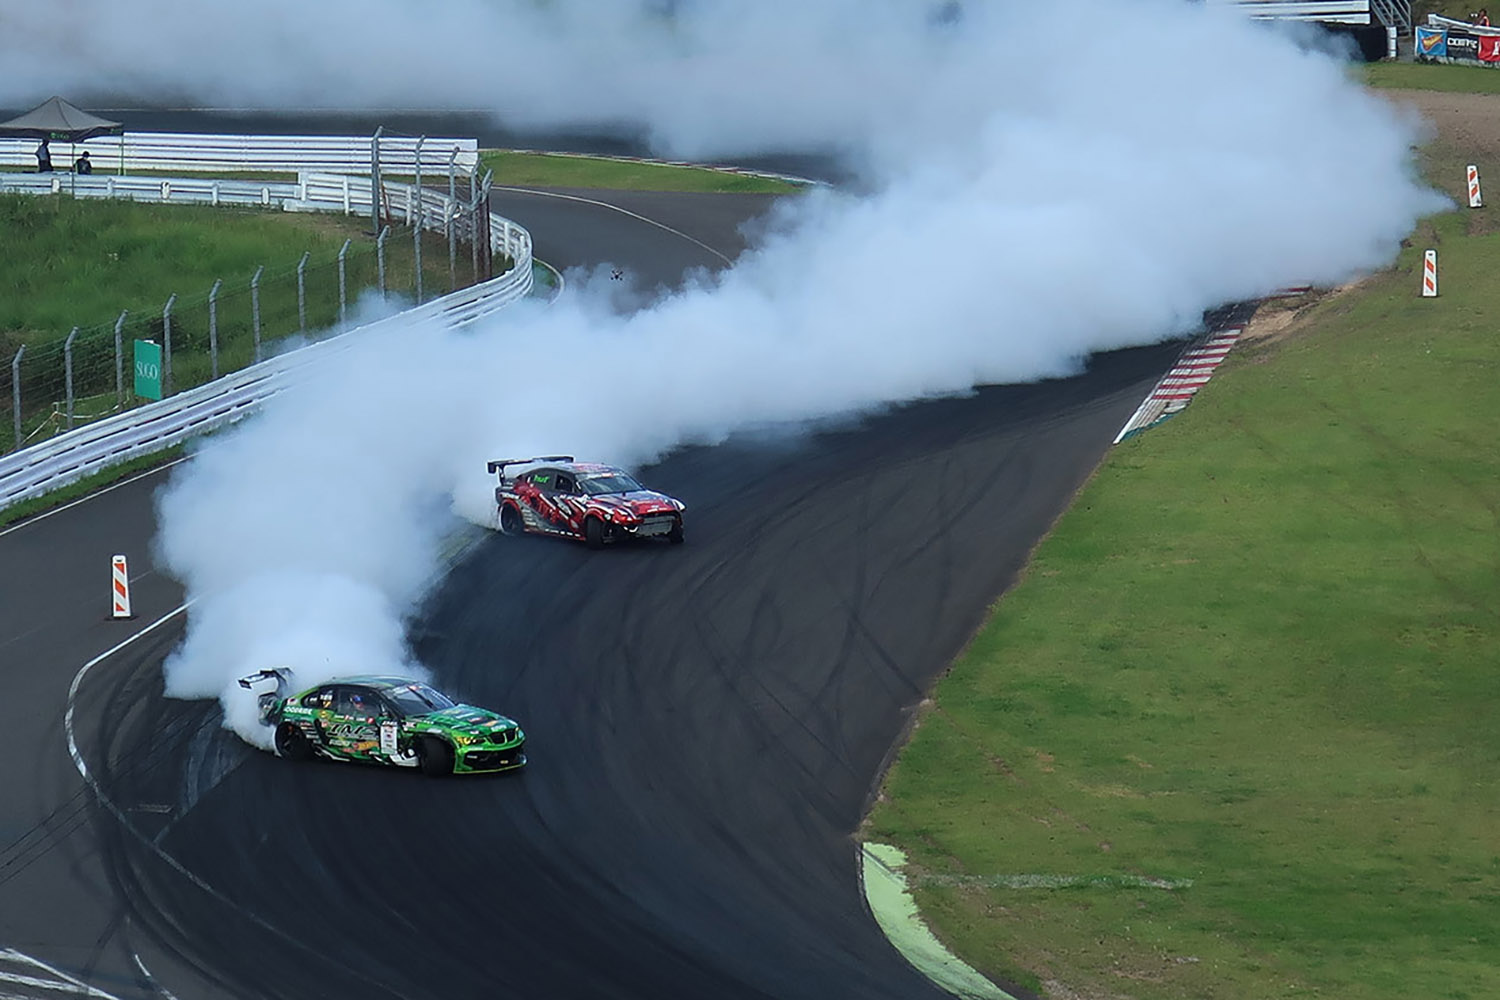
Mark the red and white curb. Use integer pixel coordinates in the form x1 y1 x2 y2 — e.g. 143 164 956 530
1114 288 1310 444
1114 328 1243 443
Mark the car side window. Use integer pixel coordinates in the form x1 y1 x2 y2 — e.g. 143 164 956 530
532 471 553 492
336 687 377 718
301 687 334 710
556 474 575 494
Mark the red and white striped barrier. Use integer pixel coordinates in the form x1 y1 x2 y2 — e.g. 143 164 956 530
111 554 132 619
1422 250 1438 298
1114 328 1243 442
1468 165 1483 209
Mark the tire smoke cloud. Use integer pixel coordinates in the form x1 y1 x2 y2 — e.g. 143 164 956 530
121 1 1443 742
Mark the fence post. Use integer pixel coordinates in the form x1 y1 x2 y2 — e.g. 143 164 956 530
208 278 222 379
377 225 390 299
162 294 177 396
447 203 457 292
370 125 383 235
297 251 310 332
414 206 424 304
251 266 264 363
338 239 351 326
114 310 128 408
470 194 480 283
10 346 22 451
64 327 78 431
481 169 494 280
414 135 425 211
448 147 457 205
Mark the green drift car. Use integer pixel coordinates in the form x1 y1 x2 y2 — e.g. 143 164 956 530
238 670 526 776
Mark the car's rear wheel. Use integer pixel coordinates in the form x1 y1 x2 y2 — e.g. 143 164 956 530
584 516 605 550
274 722 313 761
499 504 523 536
417 736 455 777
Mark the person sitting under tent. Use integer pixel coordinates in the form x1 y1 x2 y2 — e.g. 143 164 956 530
73 150 92 175
34 140 52 173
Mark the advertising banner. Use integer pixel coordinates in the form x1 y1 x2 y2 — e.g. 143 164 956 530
1416 26 1448 59
1481 35 1500 61
1447 30 1481 60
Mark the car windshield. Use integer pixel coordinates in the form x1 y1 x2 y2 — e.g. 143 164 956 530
383 683 456 717
578 473 643 495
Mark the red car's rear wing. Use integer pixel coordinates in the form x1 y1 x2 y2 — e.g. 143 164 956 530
487 456 574 481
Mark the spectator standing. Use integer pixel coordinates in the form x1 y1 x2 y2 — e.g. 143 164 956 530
73 150 92 175
1482 9 1492 26
34 140 52 173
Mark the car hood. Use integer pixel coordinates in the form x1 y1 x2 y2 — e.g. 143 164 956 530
590 490 679 517
410 704 520 735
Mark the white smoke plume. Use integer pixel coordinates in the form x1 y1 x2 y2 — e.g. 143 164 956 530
123 0 1442 742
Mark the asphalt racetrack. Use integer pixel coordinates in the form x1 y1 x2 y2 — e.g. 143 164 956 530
0 184 1186 999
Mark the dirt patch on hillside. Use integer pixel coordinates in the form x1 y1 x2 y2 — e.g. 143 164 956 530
1382 88 1500 164
1242 88 1500 348
1242 274 1381 348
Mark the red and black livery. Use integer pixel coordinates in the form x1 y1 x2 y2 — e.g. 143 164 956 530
489 456 686 549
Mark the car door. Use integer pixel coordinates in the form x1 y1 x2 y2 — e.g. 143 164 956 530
526 469 573 533
299 685 337 751
329 685 382 758
551 472 588 535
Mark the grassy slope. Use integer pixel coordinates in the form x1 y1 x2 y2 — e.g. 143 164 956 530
482 150 800 193
867 127 1500 1000
0 197 379 349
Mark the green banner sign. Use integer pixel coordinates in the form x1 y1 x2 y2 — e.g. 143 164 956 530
133 340 162 400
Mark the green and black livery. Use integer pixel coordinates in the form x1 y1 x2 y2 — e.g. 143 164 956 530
239 670 526 776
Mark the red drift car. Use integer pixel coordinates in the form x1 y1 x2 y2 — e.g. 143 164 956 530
489 456 685 549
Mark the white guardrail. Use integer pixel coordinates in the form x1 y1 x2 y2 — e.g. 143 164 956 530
0 132 477 174
0 173 533 511
0 170 531 250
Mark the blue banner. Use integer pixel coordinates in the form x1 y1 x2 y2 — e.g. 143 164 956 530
1416 27 1448 59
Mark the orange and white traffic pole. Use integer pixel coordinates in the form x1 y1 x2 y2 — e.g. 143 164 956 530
111 554 132 619
1422 250 1438 298
1468 165 1483 208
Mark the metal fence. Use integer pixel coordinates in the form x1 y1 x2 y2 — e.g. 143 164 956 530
1 167 513 454
0 263 534 512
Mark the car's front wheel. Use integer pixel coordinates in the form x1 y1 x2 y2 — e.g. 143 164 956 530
584 516 605 550
668 521 684 545
417 736 455 777
274 722 313 761
499 504 524 537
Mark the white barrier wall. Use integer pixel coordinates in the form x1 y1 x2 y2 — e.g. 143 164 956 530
0 133 478 174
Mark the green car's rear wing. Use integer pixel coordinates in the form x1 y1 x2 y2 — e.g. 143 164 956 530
238 667 296 724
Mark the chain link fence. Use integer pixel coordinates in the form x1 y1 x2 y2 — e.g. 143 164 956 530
2 185 504 454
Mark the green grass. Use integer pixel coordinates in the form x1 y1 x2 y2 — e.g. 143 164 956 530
867 191 1500 999
482 150 801 193
1365 61 1500 93
0 195 390 346
0 194 468 451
